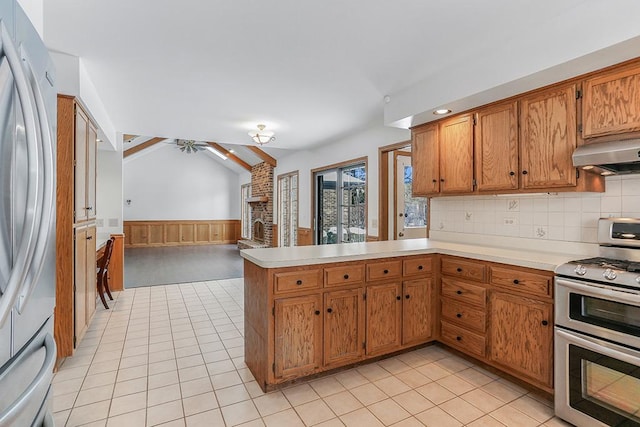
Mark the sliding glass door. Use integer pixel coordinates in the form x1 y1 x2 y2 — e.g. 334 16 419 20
315 162 366 244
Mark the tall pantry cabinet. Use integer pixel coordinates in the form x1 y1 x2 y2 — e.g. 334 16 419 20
55 95 99 360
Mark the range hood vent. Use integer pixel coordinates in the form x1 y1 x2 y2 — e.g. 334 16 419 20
572 139 640 175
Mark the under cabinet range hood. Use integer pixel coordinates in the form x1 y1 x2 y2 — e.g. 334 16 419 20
572 139 640 175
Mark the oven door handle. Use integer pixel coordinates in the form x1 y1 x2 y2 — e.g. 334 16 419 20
555 277 640 305
556 328 640 365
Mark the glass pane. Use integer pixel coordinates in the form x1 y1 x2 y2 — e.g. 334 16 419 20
320 171 338 244
403 165 427 228
583 361 640 421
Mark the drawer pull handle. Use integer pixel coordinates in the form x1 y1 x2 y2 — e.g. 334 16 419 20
456 267 462 272
396 296 401 301
327 308 333 313
513 279 520 285
522 170 528 175
509 171 515 176
405 295 410 299
383 269 389 274
541 320 549 326
343 274 349 280
314 310 320 315
296 280 303 285
456 290 462 295
456 336 462 341
432 179 437 183
418 265 423 270
456 313 462 318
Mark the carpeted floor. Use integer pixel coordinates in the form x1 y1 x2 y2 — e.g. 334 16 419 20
124 244 244 288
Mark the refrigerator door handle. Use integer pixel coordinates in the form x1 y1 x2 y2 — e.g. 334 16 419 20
0 333 55 426
15 49 54 313
0 20 41 328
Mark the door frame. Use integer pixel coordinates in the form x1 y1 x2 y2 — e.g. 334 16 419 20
311 157 368 245
393 150 411 240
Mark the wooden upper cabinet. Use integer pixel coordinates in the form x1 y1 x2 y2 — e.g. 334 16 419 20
520 84 577 189
475 102 519 191
74 108 88 222
87 123 97 220
439 114 474 193
411 124 439 196
583 64 640 138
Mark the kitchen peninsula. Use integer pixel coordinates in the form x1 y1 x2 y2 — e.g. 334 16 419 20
241 238 584 393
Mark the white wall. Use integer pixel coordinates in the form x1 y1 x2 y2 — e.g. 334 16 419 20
274 122 410 237
97 140 124 234
430 175 640 244
124 144 240 220
17 0 43 37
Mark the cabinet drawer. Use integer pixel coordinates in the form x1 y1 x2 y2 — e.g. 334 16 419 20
441 257 486 282
490 266 552 297
440 298 486 333
367 260 402 281
274 269 322 294
440 321 485 358
403 257 433 277
441 277 487 307
324 264 365 287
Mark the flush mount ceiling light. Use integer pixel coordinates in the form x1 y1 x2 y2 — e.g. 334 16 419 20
176 139 201 153
248 124 275 145
433 108 452 115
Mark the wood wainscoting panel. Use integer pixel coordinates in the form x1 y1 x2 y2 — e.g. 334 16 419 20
297 227 313 246
109 234 125 291
124 220 241 247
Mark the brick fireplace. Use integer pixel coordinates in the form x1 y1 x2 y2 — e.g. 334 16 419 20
238 161 273 249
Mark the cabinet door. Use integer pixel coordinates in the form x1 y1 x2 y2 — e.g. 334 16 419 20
74 228 88 345
489 292 553 388
402 278 433 345
411 124 439 195
366 282 402 355
583 65 640 138
324 288 364 367
74 107 88 222
86 123 97 220
85 227 97 325
475 102 519 191
520 85 577 189
439 114 474 193
274 294 322 379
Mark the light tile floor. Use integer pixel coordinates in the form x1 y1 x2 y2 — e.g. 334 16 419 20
52 279 574 427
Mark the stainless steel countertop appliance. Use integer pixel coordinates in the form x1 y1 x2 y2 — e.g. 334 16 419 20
0 1 57 425
554 218 640 427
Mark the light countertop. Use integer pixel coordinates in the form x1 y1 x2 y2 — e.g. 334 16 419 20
240 238 584 271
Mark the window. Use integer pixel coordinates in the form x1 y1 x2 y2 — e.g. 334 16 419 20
241 183 251 239
314 160 366 244
277 171 298 247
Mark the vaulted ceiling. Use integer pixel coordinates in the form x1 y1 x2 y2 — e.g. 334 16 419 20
44 1 640 150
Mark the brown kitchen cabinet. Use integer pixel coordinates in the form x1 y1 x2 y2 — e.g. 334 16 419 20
489 291 553 389
519 84 578 189
402 278 433 345
583 63 640 138
475 101 519 192
73 105 98 223
273 294 323 380
366 282 402 356
439 113 475 193
324 288 365 367
73 225 96 348
411 124 439 196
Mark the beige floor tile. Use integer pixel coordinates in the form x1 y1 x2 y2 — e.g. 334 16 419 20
437 374 476 395
434 356 471 373
117 364 148 382
185 408 225 427
146 399 184 426
215 383 251 406
220 400 260 426
295 398 336 426
113 377 148 398
439 396 485 424
416 382 456 405
108 390 147 417
378 357 412 375
323 391 364 416
310 376 347 397
393 390 435 414
155 419 185 427
340 407 384 427
211 371 243 389
542 417 574 427
81 371 118 390
350 383 388 406
509 395 554 423
53 391 78 413
466 415 507 427
148 383 182 407
148 370 180 390
395 369 432 389
490 405 539 427
481 381 525 403
53 365 91 383
374 375 412 396
236 418 266 427
415 406 462 427
175 345 201 358
178 365 209 382
313 418 345 427
334 370 370 389
53 378 85 397
369 398 411 425
149 359 178 376
357 363 392 382
53 409 70 426
455 368 495 387
86 359 120 376
66 400 110 427
207 359 237 375
262 408 304 427
106 408 146 426
417 363 452 381
183 391 219 417
75 383 114 407
461 388 504 413
282 383 320 406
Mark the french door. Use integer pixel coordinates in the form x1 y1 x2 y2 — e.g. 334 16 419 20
395 153 427 239
315 162 366 245
278 172 298 247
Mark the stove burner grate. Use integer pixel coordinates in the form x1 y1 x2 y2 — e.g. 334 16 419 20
572 257 640 272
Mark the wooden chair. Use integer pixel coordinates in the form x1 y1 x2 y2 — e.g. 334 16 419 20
97 237 115 309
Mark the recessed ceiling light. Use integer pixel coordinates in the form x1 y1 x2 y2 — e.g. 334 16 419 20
433 109 452 115
229 149 235 153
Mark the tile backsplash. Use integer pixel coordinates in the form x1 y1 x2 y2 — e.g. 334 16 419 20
429 175 640 243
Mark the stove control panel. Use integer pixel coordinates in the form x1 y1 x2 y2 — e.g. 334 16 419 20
603 268 617 281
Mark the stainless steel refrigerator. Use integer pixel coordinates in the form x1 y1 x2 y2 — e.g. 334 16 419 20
0 0 57 425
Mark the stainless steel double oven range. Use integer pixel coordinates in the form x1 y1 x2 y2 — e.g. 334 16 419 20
555 218 640 427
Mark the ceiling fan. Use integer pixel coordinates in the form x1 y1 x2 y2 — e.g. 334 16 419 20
172 139 227 159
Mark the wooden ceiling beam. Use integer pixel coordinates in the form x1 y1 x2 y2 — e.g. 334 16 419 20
207 142 252 171
123 134 138 141
123 137 166 157
246 145 277 167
